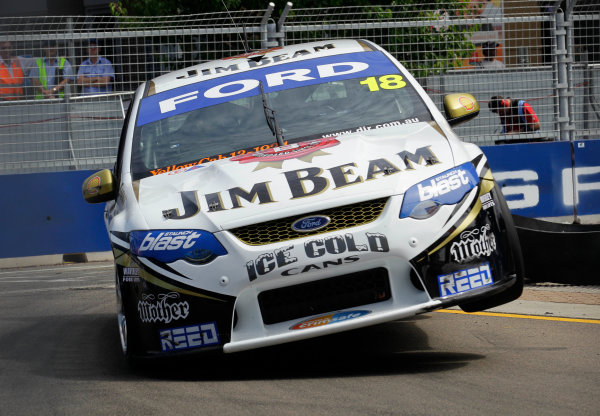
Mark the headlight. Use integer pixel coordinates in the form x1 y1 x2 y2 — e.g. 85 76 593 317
400 162 479 220
129 230 227 264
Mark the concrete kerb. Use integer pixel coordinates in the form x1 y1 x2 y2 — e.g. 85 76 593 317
0 251 113 269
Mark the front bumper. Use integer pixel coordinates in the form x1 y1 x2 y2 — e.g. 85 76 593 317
113 174 521 357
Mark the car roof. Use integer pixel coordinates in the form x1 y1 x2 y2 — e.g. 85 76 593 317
147 39 377 96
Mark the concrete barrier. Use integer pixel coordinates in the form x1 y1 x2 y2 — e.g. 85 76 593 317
0 141 599 285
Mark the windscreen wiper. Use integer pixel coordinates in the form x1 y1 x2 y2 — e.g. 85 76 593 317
259 82 284 146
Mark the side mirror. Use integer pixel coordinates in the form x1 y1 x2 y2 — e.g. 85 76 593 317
444 93 479 127
82 169 117 203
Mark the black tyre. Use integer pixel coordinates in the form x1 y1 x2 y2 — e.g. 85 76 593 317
459 182 525 312
115 272 142 365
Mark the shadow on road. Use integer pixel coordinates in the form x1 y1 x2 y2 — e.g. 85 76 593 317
143 316 484 381
1 311 482 381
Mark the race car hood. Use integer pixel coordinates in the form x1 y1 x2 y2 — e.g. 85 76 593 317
136 122 456 231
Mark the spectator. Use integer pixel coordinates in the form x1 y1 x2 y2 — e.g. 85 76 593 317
31 40 74 99
77 39 115 95
17 53 36 100
489 96 541 134
0 40 24 101
476 42 505 70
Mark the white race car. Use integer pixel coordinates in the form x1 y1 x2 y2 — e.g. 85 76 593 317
83 39 523 361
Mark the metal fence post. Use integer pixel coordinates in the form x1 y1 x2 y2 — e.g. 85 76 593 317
66 17 78 170
277 2 293 46
260 2 275 49
555 10 574 141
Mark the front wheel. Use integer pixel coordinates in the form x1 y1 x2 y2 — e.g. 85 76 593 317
459 182 525 312
115 272 141 365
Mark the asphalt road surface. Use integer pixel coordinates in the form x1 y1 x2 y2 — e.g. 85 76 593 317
0 262 598 416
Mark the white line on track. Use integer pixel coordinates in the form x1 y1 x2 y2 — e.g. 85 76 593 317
0 264 114 275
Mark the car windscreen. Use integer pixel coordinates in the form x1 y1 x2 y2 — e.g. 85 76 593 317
131 51 433 180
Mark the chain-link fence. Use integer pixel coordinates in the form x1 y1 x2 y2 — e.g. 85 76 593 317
0 1 598 175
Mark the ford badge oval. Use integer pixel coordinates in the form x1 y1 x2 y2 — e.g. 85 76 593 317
291 215 331 232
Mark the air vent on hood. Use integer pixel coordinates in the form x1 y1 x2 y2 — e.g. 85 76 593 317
229 197 388 246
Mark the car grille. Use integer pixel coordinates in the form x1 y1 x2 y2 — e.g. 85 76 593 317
229 198 388 246
257 268 391 325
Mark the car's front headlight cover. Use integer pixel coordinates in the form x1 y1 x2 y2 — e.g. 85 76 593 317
400 162 479 219
129 229 227 264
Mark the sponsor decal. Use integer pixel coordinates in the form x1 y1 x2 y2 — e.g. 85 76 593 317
137 51 400 126
458 96 475 111
450 224 497 263
129 230 227 264
178 44 332 81
230 138 340 170
223 46 284 60
400 162 478 218
122 266 140 283
160 322 220 352
167 164 206 175
290 310 371 330
149 142 286 176
246 232 388 280
246 245 297 281
137 292 190 324
359 74 406 92
163 146 440 217
291 215 331 232
280 255 360 277
152 161 211 176
417 165 473 201
87 175 101 195
437 263 494 297
321 117 421 138
480 192 495 210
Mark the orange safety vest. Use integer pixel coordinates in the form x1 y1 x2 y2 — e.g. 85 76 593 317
0 60 24 100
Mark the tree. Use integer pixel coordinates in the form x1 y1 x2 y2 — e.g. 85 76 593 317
110 0 478 79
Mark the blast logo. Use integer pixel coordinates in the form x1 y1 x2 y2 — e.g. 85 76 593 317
137 292 190 324
450 224 496 263
129 229 227 264
135 230 201 253
290 310 371 330
418 167 471 201
437 263 493 297
160 322 220 352
400 162 477 218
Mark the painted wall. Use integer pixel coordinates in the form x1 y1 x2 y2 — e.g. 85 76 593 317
0 170 110 258
1 140 599 258
482 140 600 223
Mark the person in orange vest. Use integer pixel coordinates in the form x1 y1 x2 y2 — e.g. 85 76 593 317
0 40 24 101
31 40 74 99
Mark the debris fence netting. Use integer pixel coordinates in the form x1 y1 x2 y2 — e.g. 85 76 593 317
0 1 598 174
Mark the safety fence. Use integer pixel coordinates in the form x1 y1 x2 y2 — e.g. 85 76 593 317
0 1 599 175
